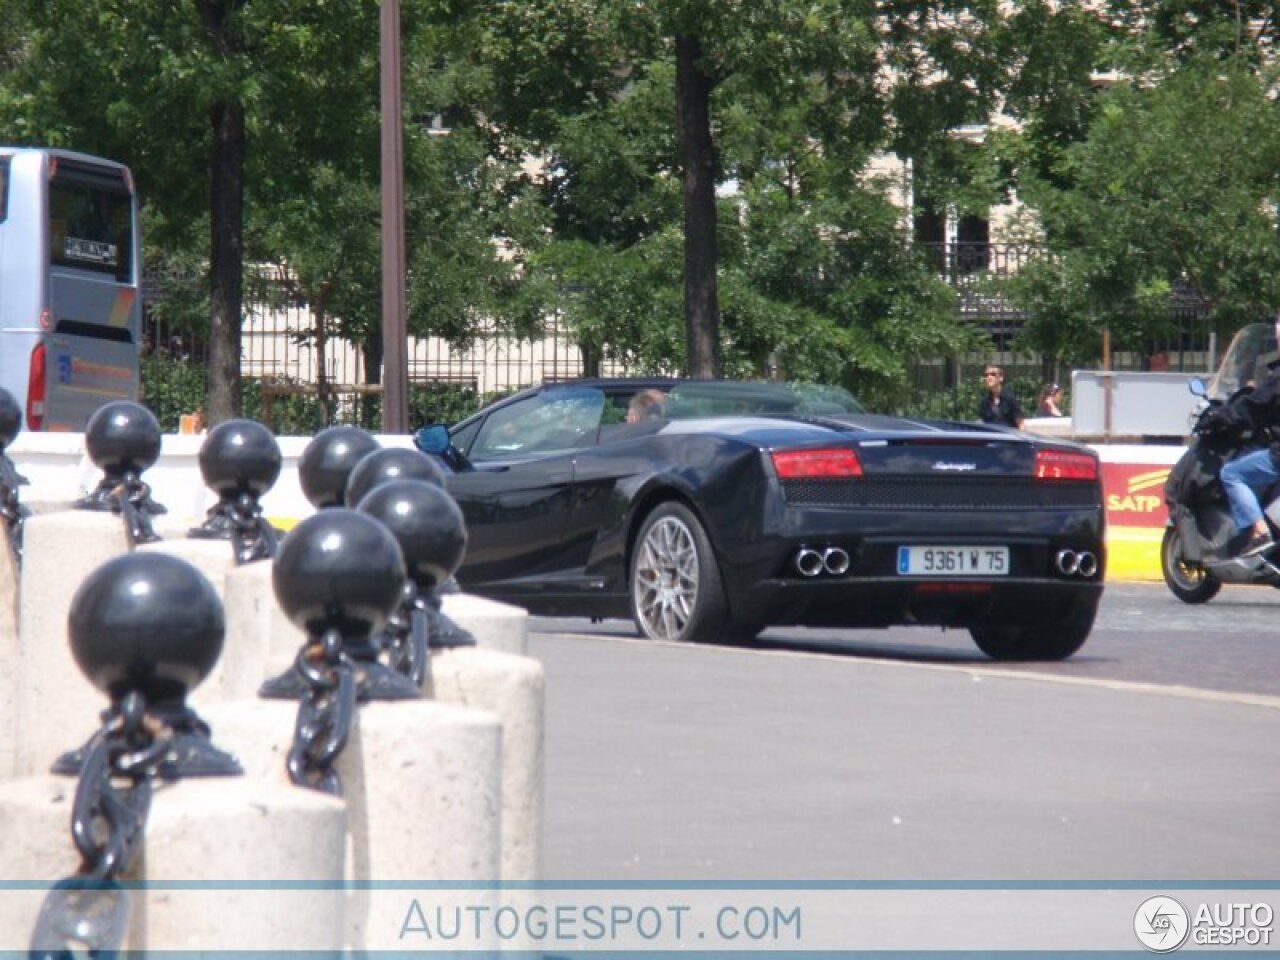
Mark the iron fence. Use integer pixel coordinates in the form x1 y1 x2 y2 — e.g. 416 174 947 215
143 246 1217 424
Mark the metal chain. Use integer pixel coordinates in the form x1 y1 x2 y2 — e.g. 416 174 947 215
227 493 279 564
29 692 176 957
286 628 357 796
0 455 28 563
108 473 161 547
381 582 429 687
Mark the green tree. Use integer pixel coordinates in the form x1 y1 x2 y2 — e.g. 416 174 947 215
464 0 1000 392
0 1 526 427
1005 53 1280 365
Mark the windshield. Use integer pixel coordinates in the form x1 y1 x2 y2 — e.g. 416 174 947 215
1205 323 1279 400
665 381 864 418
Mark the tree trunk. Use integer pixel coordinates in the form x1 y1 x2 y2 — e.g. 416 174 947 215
675 34 721 378
197 0 247 424
206 98 245 424
314 305 330 426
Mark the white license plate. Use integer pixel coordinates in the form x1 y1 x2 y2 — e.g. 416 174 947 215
897 546 1009 576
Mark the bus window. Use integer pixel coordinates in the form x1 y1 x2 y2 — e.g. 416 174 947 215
48 171 133 280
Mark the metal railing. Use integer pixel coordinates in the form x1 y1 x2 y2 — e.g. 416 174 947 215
143 248 1217 421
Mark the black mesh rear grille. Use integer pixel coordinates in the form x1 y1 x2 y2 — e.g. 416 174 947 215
782 475 1100 510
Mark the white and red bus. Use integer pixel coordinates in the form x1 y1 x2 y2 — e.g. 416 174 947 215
0 146 141 431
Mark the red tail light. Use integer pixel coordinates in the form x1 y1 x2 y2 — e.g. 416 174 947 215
1035 449 1097 480
27 343 47 431
771 447 863 479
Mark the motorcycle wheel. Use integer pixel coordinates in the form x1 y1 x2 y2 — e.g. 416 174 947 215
1161 525 1221 603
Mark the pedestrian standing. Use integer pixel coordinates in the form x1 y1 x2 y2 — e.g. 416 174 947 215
978 365 1025 428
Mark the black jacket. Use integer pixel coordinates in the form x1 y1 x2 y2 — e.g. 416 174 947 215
1217 359 1280 458
979 392 1023 428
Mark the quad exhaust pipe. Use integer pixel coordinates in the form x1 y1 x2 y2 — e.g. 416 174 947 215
1055 548 1098 578
796 545 1097 578
794 546 850 577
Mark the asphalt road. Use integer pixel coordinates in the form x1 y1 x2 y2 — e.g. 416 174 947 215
528 582 1280 881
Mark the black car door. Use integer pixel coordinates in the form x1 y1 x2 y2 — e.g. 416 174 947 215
447 387 605 589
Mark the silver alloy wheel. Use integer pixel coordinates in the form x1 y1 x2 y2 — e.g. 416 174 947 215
633 515 700 641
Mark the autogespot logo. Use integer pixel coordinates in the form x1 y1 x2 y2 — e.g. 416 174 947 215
1134 896 1191 953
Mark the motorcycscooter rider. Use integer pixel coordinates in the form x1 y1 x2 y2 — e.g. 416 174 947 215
1216 316 1280 557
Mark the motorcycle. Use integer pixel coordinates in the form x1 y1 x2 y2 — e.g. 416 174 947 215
1161 375 1280 603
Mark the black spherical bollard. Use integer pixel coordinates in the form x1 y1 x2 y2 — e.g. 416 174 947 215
356 479 466 590
70 553 223 704
54 551 241 776
0 387 21 450
189 418 282 562
344 446 445 509
298 426 380 509
261 507 418 701
75 401 166 544
356 479 474 679
83 401 164 486
197 418 282 500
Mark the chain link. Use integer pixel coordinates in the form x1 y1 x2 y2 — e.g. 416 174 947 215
381 582 429 687
29 692 175 956
108 473 161 547
227 493 279 564
0 455 28 563
286 628 358 796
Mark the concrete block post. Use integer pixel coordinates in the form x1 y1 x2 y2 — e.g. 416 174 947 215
347 479 541 883
14 511 130 777
426 646 546 882
441 591 530 655
222 557 307 681
219 558 303 699
202 697 503 950
0 775 348 952
0 541 16 779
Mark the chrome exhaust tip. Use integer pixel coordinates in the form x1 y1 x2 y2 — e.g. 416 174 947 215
823 547 850 576
1055 549 1080 575
1076 551 1098 578
795 547 824 578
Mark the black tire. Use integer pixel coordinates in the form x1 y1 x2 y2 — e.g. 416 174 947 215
1161 525 1221 604
969 594 1098 661
629 502 741 644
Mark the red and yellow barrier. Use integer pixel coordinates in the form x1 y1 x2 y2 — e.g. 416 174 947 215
1097 447 1182 581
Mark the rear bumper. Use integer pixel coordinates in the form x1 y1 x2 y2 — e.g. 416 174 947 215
727 575 1103 631
719 509 1106 630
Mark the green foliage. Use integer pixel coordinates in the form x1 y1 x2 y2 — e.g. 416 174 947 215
239 379 333 437
142 350 492 435
360 383 493 432
139 354 206 432
1006 53 1280 366
11 0 1280 409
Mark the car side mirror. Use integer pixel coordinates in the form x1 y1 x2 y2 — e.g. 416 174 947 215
1189 377 1207 397
414 424 450 454
413 424 467 472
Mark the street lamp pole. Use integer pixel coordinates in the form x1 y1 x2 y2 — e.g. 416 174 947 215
380 0 409 433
